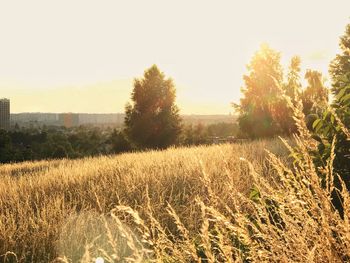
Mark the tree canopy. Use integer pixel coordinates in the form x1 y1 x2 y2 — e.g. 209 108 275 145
277 56 302 134
124 65 182 149
285 56 302 100
302 69 329 116
235 44 285 138
329 23 350 93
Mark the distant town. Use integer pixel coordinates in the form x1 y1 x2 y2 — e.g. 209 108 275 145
0 98 235 130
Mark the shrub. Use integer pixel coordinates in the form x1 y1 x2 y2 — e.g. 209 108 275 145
311 73 350 215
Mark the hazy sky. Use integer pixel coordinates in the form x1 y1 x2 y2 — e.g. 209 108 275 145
0 0 349 114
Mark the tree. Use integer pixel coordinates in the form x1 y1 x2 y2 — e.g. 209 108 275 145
181 123 208 146
277 56 302 134
302 70 329 117
309 22 350 215
285 56 302 101
235 44 284 138
329 23 350 94
109 129 132 153
124 65 182 149
328 22 350 137
44 132 73 159
0 130 14 163
206 122 238 137
310 73 350 216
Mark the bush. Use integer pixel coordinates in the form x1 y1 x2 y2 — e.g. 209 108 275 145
310 73 350 215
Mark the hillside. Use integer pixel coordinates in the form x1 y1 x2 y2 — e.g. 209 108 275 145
0 139 288 262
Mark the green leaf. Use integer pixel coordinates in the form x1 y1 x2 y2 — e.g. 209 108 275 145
341 93 350 103
323 111 329 119
336 86 347 100
311 134 322 143
312 119 321 129
314 119 324 133
318 142 325 152
249 185 261 203
338 75 349 83
323 126 331 136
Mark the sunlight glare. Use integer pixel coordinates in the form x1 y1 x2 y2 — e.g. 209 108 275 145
95 257 104 263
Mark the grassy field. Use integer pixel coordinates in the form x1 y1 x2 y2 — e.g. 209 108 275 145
0 138 348 262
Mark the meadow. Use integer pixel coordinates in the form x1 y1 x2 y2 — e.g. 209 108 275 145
0 137 349 262
0 139 287 262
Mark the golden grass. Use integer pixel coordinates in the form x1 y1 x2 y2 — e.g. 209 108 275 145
1 133 349 262
0 139 288 262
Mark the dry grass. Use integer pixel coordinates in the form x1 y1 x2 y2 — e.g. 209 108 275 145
1 130 349 262
0 139 289 262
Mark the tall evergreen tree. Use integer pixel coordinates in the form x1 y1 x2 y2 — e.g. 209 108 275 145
235 44 284 138
124 65 182 149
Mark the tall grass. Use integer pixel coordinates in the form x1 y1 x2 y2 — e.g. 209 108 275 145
0 139 288 262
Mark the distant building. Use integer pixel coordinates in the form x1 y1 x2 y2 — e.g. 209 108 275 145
58 113 79 128
78 113 125 125
9 113 125 128
0 98 10 130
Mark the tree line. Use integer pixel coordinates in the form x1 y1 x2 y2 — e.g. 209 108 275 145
120 24 348 149
0 121 236 163
234 44 329 138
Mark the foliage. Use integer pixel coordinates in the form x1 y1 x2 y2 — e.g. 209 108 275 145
329 23 350 92
124 65 182 149
0 122 237 163
206 122 238 137
181 123 209 145
278 56 302 134
270 56 302 135
0 126 119 163
306 22 350 214
311 73 350 214
285 56 302 100
302 69 329 116
235 46 330 138
180 122 238 146
235 44 286 138
109 129 133 153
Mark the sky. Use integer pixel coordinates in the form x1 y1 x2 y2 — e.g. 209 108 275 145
0 0 349 114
